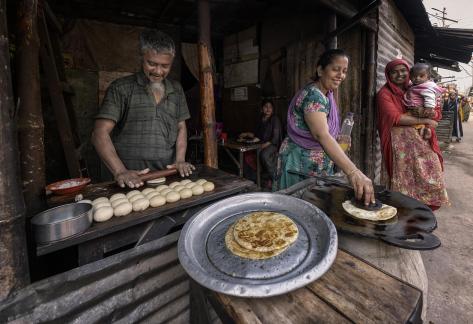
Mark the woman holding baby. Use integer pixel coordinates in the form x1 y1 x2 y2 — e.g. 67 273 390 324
377 59 449 210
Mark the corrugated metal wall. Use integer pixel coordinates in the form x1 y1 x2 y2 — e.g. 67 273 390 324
376 0 415 91
374 0 415 184
0 231 220 324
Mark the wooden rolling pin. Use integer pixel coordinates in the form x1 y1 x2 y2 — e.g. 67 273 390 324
139 168 178 182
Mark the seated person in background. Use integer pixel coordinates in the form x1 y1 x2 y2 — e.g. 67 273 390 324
402 62 443 140
91 30 195 188
241 99 282 184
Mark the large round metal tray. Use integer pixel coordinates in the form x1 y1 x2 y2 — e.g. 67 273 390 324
178 193 338 297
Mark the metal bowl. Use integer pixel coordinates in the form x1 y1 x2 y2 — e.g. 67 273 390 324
178 192 338 297
31 203 93 244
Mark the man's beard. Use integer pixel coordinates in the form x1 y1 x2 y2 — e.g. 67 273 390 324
149 81 165 97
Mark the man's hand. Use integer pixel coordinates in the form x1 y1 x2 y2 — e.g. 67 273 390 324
167 161 195 177
114 168 150 188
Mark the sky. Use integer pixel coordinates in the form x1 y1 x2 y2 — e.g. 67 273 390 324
423 0 473 94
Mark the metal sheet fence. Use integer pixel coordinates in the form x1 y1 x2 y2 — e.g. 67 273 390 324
0 231 192 323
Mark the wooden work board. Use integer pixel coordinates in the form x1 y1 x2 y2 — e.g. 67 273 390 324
202 249 422 324
39 166 255 258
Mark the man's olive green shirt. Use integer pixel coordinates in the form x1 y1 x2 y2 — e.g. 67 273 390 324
96 71 190 176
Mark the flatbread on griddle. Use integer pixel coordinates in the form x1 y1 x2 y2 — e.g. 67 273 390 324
233 211 299 252
225 225 287 260
342 200 397 221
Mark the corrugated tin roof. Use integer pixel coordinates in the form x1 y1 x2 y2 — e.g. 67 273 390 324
393 0 473 67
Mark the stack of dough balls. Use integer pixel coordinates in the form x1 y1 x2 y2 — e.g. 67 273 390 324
86 179 215 223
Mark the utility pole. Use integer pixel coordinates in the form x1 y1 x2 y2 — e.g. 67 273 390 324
431 7 458 27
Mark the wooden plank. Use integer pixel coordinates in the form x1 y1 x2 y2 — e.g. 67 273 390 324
250 288 352 324
16 0 46 217
38 11 81 177
213 294 262 324
0 0 31 300
306 249 422 324
214 288 351 324
190 280 212 324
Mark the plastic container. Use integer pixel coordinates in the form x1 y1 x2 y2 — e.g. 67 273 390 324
338 112 354 152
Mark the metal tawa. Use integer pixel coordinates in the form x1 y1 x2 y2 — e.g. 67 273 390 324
178 192 338 298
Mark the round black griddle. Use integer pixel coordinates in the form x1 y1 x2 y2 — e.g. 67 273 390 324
300 184 440 250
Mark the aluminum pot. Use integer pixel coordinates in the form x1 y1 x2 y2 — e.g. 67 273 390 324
31 203 92 244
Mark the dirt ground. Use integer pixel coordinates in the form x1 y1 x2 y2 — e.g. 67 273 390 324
422 119 473 324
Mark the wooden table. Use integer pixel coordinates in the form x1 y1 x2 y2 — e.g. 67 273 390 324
192 249 423 324
220 140 262 188
40 166 255 265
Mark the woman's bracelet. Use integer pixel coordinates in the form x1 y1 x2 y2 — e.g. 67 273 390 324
346 168 359 177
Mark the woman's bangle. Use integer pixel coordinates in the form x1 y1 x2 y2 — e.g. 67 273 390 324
346 168 359 177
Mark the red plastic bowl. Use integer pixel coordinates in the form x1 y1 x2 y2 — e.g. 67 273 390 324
46 178 91 195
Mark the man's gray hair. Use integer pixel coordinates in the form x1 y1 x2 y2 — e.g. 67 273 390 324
140 30 175 56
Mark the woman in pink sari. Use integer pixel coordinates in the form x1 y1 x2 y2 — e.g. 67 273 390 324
377 59 448 209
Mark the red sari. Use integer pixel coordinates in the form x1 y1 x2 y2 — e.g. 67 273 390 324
377 59 448 208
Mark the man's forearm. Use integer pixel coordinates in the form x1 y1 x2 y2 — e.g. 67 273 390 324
175 123 188 162
91 131 127 176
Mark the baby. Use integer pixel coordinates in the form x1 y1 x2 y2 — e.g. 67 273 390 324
403 62 443 139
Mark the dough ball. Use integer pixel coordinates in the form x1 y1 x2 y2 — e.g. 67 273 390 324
150 195 166 207
180 179 192 185
141 188 155 195
111 198 129 208
185 182 197 189
165 191 181 203
110 193 126 202
191 184 204 196
94 206 114 222
78 199 92 205
92 197 109 205
169 181 181 189
195 179 207 185
202 181 215 192
173 185 185 192
126 190 142 199
146 191 161 200
132 198 150 211
129 194 146 203
93 201 111 211
155 185 169 192
160 188 173 195
113 201 133 217
179 188 193 199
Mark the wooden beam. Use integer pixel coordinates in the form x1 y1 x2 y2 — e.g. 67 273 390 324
363 31 377 178
0 0 30 301
327 13 337 49
318 0 378 31
16 0 46 217
323 0 380 44
198 0 218 168
38 10 82 177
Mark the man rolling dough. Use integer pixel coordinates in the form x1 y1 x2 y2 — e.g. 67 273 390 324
92 30 195 188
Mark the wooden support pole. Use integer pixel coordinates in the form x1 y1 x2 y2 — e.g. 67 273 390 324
363 31 377 178
198 0 217 168
38 10 81 177
327 13 337 49
16 0 46 217
0 1 30 301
